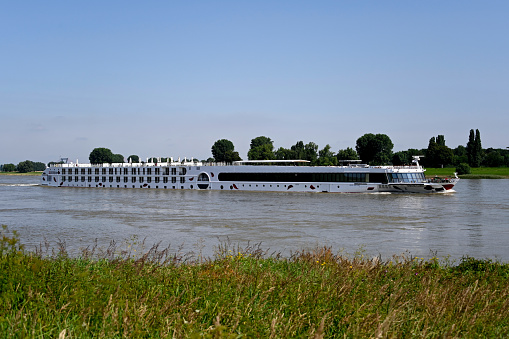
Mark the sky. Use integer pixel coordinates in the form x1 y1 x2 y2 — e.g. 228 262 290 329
1 1 508 164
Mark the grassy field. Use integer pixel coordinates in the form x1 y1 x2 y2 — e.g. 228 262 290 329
425 167 509 179
2 226 509 338
0 171 41 176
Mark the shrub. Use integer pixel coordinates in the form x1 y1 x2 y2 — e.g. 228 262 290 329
456 162 471 175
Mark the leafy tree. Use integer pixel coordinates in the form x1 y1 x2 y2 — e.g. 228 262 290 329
304 142 319 164
248 136 275 160
434 146 454 167
466 129 475 165
112 154 124 163
436 135 446 146
453 145 468 165
291 141 306 160
33 162 46 171
2 163 16 172
248 144 275 160
355 133 393 165
466 129 483 167
318 144 337 166
127 155 140 163
89 148 114 164
483 150 504 167
425 136 453 167
273 141 321 164
223 150 242 163
392 149 423 165
392 151 408 166
250 136 273 149
336 147 359 161
211 139 242 162
275 147 294 160
16 160 34 173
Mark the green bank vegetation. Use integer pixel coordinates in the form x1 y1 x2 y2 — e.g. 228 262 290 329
0 171 41 176
425 167 509 179
2 226 509 337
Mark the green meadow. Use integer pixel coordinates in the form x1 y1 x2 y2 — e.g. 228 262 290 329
0 172 41 176
2 226 509 338
424 167 509 179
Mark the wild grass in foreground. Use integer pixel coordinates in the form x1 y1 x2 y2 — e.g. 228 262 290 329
2 225 509 338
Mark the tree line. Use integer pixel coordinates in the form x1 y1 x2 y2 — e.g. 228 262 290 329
0 160 47 173
211 129 509 171
3 129 505 173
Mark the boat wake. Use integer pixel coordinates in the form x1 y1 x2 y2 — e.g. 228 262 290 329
0 183 39 187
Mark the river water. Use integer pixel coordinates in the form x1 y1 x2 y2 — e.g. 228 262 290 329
1 175 508 262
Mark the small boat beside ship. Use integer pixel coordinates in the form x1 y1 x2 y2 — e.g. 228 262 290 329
41 156 458 193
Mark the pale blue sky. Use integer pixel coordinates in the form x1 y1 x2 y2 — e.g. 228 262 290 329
1 1 508 164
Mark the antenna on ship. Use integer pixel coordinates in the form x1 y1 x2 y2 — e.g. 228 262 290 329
412 156 425 167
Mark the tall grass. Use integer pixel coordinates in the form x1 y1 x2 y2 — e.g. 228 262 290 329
1 225 509 337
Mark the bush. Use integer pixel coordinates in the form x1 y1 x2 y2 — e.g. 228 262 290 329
16 160 34 173
456 163 471 175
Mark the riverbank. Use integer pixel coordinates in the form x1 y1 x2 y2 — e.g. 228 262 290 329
2 226 509 337
0 171 40 176
425 167 509 179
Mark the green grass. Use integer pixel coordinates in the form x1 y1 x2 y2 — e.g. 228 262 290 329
2 225 509 338
425 167 509 178
0 171 41 176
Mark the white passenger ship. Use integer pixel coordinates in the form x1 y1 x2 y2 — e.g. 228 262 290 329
41 156 458 193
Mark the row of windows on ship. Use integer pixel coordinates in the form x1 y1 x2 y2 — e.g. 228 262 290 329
60 167 187 176
62 176 186 183
60 172 426 184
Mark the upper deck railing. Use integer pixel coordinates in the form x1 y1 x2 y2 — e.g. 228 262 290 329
51 160 424 169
